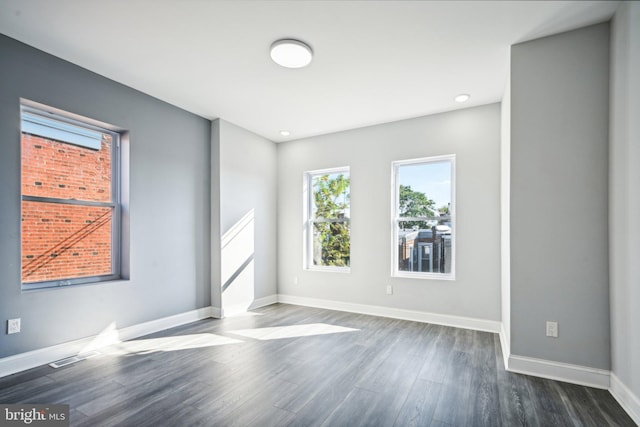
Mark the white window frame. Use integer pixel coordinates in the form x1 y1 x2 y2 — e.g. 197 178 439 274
391 155 456 280
20 102 123 290
303 166 351 273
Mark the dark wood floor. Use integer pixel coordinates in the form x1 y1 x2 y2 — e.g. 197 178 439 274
0 303 635 426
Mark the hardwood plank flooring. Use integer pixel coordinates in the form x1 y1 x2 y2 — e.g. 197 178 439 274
0 303 636 426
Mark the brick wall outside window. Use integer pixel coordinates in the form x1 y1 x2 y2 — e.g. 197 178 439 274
21 133 113 283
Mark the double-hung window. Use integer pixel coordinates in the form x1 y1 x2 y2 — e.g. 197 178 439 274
21 103 122 289
392 155 455 279
303 167 350 271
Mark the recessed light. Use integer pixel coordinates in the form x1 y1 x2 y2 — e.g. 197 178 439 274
270 39 313 68
280 130 291 137
455 94 470 103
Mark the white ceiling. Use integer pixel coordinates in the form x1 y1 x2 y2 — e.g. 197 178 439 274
0 1 619 142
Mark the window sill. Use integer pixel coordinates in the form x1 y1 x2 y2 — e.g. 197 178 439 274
305 266 351 274
22 275 128 292
393 271 455 281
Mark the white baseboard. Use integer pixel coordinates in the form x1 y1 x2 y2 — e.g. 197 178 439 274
117 307 213 342
0 306 213 378
610 373 640 425
219 295 278 318
496 317 612 392
277 294 501 333
210 306 223 319
507 354 610 389
249 295 278 310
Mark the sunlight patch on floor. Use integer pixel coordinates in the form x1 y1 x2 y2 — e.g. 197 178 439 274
224 310 264 318
228 323 359 340
100 333 243 355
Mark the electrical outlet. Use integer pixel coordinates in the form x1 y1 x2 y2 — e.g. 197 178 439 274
7 318 21 334
386 285 393 295
293 276 299 285
546 321 558 338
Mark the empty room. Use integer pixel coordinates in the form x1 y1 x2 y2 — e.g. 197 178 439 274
0 1 638 426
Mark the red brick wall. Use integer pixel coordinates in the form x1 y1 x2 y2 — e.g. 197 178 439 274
21 133 113 283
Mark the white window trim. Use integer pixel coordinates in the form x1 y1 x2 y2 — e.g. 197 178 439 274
20 102 123 290
391 154 456 280
303 166 351 273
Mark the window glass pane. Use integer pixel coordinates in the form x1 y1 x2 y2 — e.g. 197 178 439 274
313 221 351 267
21 201 113 283
21 132 112 202
398 161 451 218
305 169 350 270
395 157 453 277
397 223 451 274
311 172 350 220
20 105 121 288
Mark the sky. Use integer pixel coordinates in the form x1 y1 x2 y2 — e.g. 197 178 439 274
312 162 452 217
399 161 452 208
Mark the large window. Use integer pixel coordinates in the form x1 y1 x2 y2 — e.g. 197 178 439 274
21 103 122 289
304 167 350 271
392 155 455 279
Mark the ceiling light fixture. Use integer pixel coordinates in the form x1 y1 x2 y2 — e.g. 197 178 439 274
455 94 470 103
279 130 291 137
270 39 313 68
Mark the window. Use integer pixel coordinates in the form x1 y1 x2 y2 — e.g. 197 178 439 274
21 103 122 289
303 167 350 271
392 155 455 279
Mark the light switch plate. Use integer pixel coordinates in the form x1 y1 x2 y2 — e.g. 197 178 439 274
8 318 21 334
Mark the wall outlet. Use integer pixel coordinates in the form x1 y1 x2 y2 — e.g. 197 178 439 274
546 321 558 338
293 276 299 285
386 285 393 295
7 318 21 334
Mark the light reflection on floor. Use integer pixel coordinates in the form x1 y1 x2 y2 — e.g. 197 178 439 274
78 319 359 359
100 333 243 355
227 323 359 340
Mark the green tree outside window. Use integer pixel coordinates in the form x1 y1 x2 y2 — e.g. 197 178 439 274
312 173 350 267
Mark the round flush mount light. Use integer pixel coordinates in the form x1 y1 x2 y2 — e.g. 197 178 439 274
279 130 291 137
455 94 471 103
270 39 313 68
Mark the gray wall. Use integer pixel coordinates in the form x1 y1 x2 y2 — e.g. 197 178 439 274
277 104 501 321
0 35 211 358
610 2 640 397
216 119 278 314
510 23 610 369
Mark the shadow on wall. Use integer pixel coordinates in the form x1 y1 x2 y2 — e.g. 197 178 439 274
221 209 256 315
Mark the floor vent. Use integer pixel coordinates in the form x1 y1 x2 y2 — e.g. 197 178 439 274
49 351 100 369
